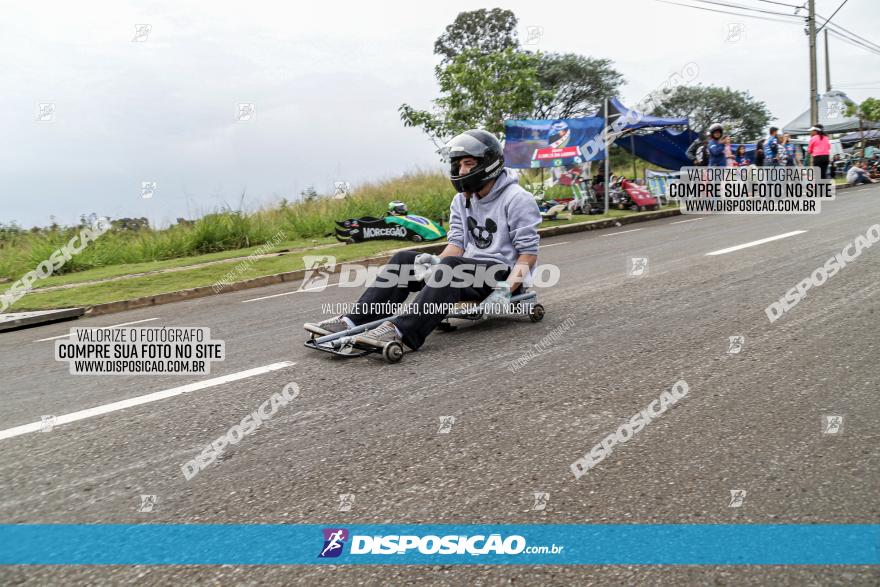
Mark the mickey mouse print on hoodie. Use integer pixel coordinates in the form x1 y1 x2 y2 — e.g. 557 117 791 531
467 217 497 249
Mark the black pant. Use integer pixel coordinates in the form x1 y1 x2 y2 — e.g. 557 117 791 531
344 250 508 350
813 154 830 179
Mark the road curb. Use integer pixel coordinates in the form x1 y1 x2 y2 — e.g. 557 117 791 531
5 182 864 325
82 208 680 316
82 246 445 317
538 207 681 237
0 307 86 332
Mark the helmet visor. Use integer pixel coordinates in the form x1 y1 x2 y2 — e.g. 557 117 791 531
443 133 492 160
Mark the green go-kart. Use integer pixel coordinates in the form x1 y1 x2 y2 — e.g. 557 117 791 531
335 201 447 244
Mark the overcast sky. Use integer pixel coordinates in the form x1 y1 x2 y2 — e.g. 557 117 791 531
2 0 878 228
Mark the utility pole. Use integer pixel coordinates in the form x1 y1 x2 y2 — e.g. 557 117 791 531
824 28 831 93
808 0 819 126
604 97 610 214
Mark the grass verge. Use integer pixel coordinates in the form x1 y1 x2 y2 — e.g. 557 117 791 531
6 205 676 311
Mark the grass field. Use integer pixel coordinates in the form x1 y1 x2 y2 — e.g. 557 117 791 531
5 205 675 311
0 171 455 282
1 157 681 312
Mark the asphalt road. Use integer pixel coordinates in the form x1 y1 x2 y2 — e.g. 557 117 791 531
1 184 879 585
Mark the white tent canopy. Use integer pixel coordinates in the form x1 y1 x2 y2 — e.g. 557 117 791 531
782 90 880 135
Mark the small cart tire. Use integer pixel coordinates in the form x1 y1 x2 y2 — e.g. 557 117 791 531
530 304 545 322
410 234 424 243
383 341 404 363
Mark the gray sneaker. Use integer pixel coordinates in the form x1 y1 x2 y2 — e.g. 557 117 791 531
304 316 350 336
353 321 402 347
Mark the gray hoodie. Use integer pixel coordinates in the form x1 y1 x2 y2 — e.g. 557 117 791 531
446 169 541 267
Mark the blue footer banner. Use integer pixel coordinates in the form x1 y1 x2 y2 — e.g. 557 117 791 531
0 524 877 565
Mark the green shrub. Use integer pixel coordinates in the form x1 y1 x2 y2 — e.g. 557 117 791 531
0 170 454 280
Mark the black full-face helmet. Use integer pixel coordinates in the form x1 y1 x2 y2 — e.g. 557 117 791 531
444 129 505 194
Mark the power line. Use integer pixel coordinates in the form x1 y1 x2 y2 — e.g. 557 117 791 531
825 22 880 52
827 26 880 54
815 10 880 52
657 1 879 57
751 0 803 8
816 0 849 34
664 0 878 52
828 29 880 57
656 0 804 24
704 2 880 53
829 34 880 58
690 0 802 18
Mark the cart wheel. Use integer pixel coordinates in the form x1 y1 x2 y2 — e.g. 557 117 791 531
410 234 423 243
530 304 545 322
382 341 404 363
436 321 457 332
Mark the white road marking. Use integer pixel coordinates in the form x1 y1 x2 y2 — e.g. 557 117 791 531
602 228 643 237
35 317 160 342
242 283 338 303
540 241 570 249
0 361 295 441
671 217 705 224
706 230 807 256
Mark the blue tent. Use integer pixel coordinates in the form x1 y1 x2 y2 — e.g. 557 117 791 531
595 98 696 170
604 97 688 130
615 128 697 170
617 134 765 169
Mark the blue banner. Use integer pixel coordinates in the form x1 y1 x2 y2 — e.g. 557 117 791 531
504 118 606 168
1 524 877 565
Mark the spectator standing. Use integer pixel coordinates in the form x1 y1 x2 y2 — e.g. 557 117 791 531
686 132 709 166
723 136 736 167
707 123 727 167
764 127 781 166
782 134 797 166
755 140 765 166
778 134 790 166
734 145 750 166
807 124 831 179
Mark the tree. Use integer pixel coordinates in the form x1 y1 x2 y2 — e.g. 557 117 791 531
533 53 624 119
845 97 880 150
650 85 772 141
400 48 551 148
111 217 149 231
846 97 880 122
300 186 319 202
433 9 518 65
406 9 623 149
